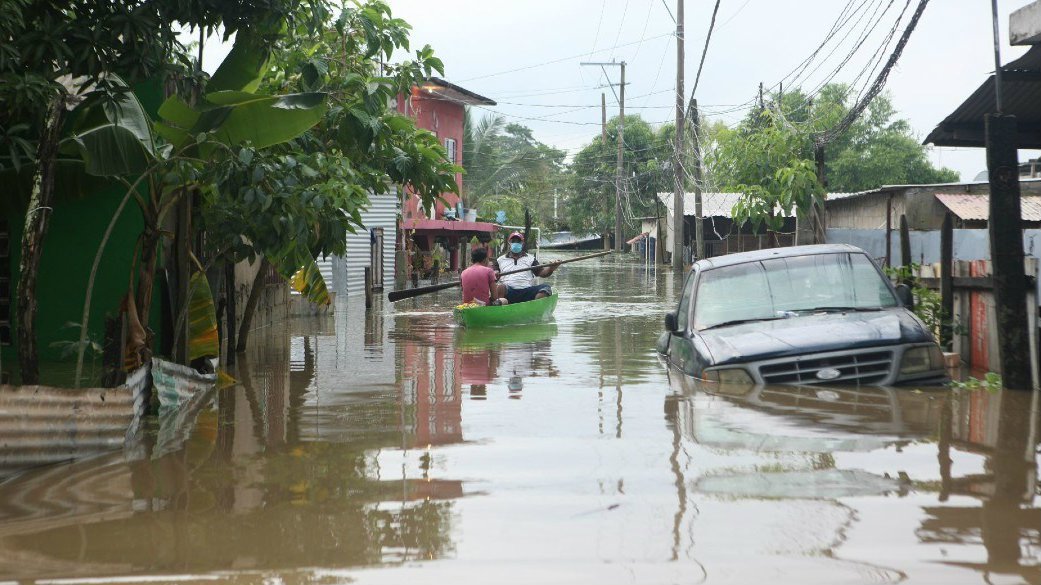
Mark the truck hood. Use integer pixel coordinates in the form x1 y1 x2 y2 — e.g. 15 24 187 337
700 309 932 366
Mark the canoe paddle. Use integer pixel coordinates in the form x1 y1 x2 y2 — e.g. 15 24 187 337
388 250 612 302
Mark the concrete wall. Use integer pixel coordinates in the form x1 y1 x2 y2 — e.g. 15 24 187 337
1011 0 1041 45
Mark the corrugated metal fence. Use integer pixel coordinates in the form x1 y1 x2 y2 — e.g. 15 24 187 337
316 191 399 297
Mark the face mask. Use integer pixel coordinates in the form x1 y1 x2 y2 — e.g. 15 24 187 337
510 242 523 254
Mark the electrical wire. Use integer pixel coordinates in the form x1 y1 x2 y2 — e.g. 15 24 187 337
455 32 674 83
691 0 722 96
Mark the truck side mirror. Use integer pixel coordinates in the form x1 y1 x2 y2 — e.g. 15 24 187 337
895 283 914 310
664 312 678 332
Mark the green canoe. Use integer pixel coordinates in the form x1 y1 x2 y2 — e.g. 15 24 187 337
453 294 559 328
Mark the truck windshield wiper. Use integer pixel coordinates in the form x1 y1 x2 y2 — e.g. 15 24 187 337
800 306 883 313
700 316 786 331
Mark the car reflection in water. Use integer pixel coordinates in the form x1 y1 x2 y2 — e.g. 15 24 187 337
664 369 1041 583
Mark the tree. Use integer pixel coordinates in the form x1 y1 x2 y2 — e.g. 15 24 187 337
566 115 673 236
0 0 319 383
706 84 958 230
461 111 567 227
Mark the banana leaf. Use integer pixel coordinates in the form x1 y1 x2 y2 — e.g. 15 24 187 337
187 271 219 361
290 258 331 306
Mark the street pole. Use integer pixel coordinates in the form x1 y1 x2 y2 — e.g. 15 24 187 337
673 0 685 272
691 100 705 261
602 92 610 250
583 62 627 251
616 62 625 252
986 0 1031 389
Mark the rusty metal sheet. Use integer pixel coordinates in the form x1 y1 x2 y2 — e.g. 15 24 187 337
936 193 1041 222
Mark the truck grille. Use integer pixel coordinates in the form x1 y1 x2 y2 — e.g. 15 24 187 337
758 350 894 385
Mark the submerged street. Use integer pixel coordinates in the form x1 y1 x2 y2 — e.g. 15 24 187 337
0 255 1038 584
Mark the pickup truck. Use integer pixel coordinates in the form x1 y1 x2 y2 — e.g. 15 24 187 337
657 244 947 386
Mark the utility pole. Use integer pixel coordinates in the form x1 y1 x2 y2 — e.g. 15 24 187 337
986 0 1031 389
582 60 627 252
616 62 625 252
673 0 685 272
690 100 705 261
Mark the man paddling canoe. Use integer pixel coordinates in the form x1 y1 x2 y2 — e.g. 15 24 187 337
495 231 558 304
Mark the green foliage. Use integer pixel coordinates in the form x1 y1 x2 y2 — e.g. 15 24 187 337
950 372 1003 392
0 0 324 174
566 115 674 233
186 272 219 361
710 107 822 231
290 257 331 306
462 112 567 227
882 263 965 345
707 85 959 197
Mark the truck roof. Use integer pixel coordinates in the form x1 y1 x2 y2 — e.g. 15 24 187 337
693 244 868 271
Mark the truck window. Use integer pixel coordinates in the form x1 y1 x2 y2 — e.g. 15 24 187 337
675 272 697 332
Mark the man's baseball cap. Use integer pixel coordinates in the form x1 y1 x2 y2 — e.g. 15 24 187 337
508 231 524 241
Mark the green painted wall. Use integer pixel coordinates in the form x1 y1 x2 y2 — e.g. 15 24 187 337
1 81 165 385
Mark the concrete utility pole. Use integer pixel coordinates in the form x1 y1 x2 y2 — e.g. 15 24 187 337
673 0 685 272
582 61 627 252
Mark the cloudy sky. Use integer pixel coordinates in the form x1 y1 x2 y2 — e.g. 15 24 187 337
379 0 1038 182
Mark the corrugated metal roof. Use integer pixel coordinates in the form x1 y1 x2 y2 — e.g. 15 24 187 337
925 44 1041 149
657 192 848 217
935 193 1041 221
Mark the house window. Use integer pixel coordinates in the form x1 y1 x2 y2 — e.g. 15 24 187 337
444 138 457 163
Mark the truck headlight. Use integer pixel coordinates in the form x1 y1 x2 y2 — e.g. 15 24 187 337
900 345 944 376
702 367 754 385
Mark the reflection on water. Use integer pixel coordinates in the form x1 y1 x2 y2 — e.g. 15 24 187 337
0 256 1039 584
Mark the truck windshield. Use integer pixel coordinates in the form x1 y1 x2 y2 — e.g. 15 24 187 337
693 253 898 331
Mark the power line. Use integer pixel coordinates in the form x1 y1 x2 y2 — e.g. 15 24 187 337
455 32 673 83
691 0 722 96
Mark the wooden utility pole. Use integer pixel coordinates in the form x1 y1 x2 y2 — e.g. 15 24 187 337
691 100 705 262
582 61 627 252
673 0 685 272
940 212 953 350
986 0 1031 389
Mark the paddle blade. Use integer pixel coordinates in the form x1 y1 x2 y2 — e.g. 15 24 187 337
387 281 460 302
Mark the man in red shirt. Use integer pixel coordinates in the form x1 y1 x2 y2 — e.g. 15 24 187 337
460 247 501 305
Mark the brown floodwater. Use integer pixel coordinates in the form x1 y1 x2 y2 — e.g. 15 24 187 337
1 255 1039 584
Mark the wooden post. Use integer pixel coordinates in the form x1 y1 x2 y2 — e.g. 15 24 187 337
364 266 373 309
885 196 893 267
940 212 954 349
224 262 236 366
986 113 1031 389
899 214 911 271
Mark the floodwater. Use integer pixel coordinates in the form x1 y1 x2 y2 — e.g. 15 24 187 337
1 255 1040 584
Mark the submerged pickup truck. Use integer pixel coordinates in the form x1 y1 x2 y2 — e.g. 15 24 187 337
657 244 947 386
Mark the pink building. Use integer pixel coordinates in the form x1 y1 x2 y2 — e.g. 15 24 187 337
397 78 499 275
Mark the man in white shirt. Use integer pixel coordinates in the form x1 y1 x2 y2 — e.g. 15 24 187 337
495 232 558 304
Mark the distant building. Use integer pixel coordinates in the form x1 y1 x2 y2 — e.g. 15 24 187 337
825 179 1041 231
321 78 500 298
397 78 500 277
